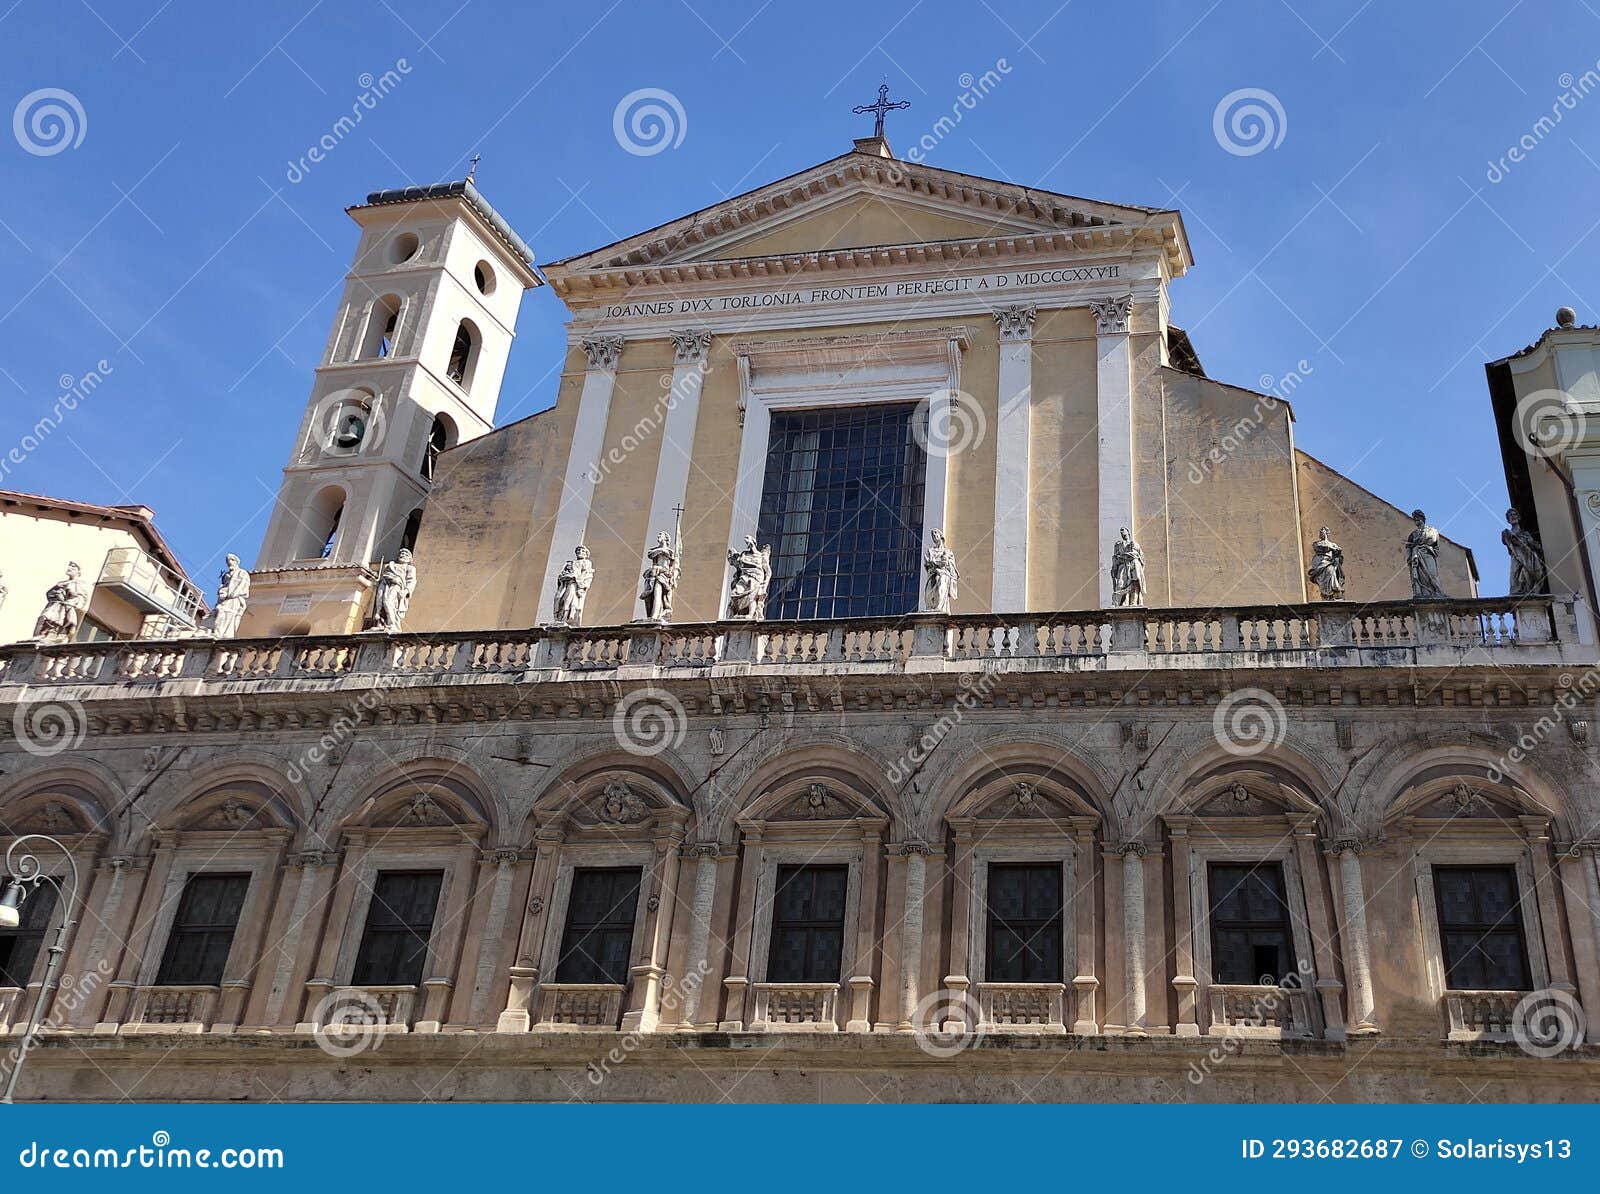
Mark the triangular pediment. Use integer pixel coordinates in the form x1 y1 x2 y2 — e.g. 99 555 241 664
546 148 1190 289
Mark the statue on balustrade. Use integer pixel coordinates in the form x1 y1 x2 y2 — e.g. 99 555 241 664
1110 528 1145 607
1307 527 1346 600
373 548 418 632
1502 508 1548 597
211 554 251 638
725 536 772 620
1404 509 1447 599
33 562 89 641
923 529 959 614
639 531 680 622
552 544 595 625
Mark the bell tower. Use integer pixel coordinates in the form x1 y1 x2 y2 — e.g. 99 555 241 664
243 178 543 636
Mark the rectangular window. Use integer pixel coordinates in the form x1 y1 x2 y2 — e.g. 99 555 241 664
985 863 1064 983
767 864 848 984
1434 865 1532 990
0 884 57 989
1208 863 1297 985
757 403 926 620
155 874 250 986
555 868 642 985
351 870 444 987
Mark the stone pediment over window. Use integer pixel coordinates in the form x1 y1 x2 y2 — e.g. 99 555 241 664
1410 781 1522 822
1194 782 1283 818
766 782 858 823
971 781 1080 822
544 149 1189 297
183 795 272 832
370 788 471 828
0 796 89 837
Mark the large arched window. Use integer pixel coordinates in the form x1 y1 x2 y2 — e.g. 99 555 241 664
360 296 403 359
445 319 480 391
422 413 454 481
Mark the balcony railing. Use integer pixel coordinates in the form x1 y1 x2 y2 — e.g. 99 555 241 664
978 982 1066 1032
751 982 839 1031
536 983 625 1030
123 985 219 1033
0 596 1584 696
1207 983 1317 1039
96 546 206 630
1443 990 1525 1041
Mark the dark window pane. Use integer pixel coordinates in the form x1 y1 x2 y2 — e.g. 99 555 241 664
1207 863 1297 985
0 884 57 988
351 871 444 987
985 863 1064 983
756 404 926 620
1434 865 1531 990
767 865 848 983
555 868 641 985
156 874 251 986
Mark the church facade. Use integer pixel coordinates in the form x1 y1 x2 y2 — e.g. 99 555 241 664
2 131 1599 1102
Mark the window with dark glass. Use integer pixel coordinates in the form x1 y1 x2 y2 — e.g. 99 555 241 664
1434 865 1532 990
985 863 1063 983
155 874 250 986
756 404 926 620
0 884 57 989
1208 863 1297 985
422 416 449 481
767 865 848 983
554 868 641 985
351 870 443 987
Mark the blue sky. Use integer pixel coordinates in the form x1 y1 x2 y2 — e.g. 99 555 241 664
3 0 1596 598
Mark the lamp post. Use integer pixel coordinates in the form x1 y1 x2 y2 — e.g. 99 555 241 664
0 835 80 1105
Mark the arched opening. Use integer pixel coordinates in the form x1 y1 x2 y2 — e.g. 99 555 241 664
400 507 424 552
422 413 455 481
360 295 402 359
445 319 480 391
473 261 496 295
297 486 346 561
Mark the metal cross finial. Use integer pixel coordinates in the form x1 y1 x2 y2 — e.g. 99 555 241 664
466 153 481 182
852 83 910 139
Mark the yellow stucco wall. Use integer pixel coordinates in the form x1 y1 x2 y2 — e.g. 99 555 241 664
0 510 155 644
710 192 1023 259
1027 306 1099 608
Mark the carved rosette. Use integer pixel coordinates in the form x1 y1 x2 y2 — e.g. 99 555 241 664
1090 294 1134 336
670 328 711 365
581 335 625 372
993 304 1037 342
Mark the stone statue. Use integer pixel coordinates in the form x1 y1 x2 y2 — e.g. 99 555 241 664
639 531 680 622
725 536 772 619
1307 527 1346 600
1405 509 1447 599
552 544 595 625
1110 528 1145 607
212 554 251 638
373 548 418 632
34 562 90 641
922 529 958 613
1502 508 1548 597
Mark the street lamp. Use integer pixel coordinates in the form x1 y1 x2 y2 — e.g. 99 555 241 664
0 835 80 1105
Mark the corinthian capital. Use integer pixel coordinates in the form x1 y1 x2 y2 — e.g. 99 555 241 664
671 328 712 364
1090 294 1134 336
581 335 625 371
993 304 1037 342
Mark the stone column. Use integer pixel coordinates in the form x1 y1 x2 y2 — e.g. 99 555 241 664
296 841 367 1032
497 830 563 1033
1522 817 1575 994
639 330 711 619
846 826 882 1033
1092 294 1136 607
537 334 624 623
991 305 1035 610
97 846 174 1033
1118 841 1148 1034
1165 820 1198 1036
1328 837 1378 1034
1290 822 1345 1041
678 843 721 1029
71 856 144 1029
257 849 338 1029
942 826 975 1031
897 842 930 1030
623 825 685 1033
1071 826 1100 1034
720 827 762 1031
1558 844 1600 1043
464 849 522 1025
